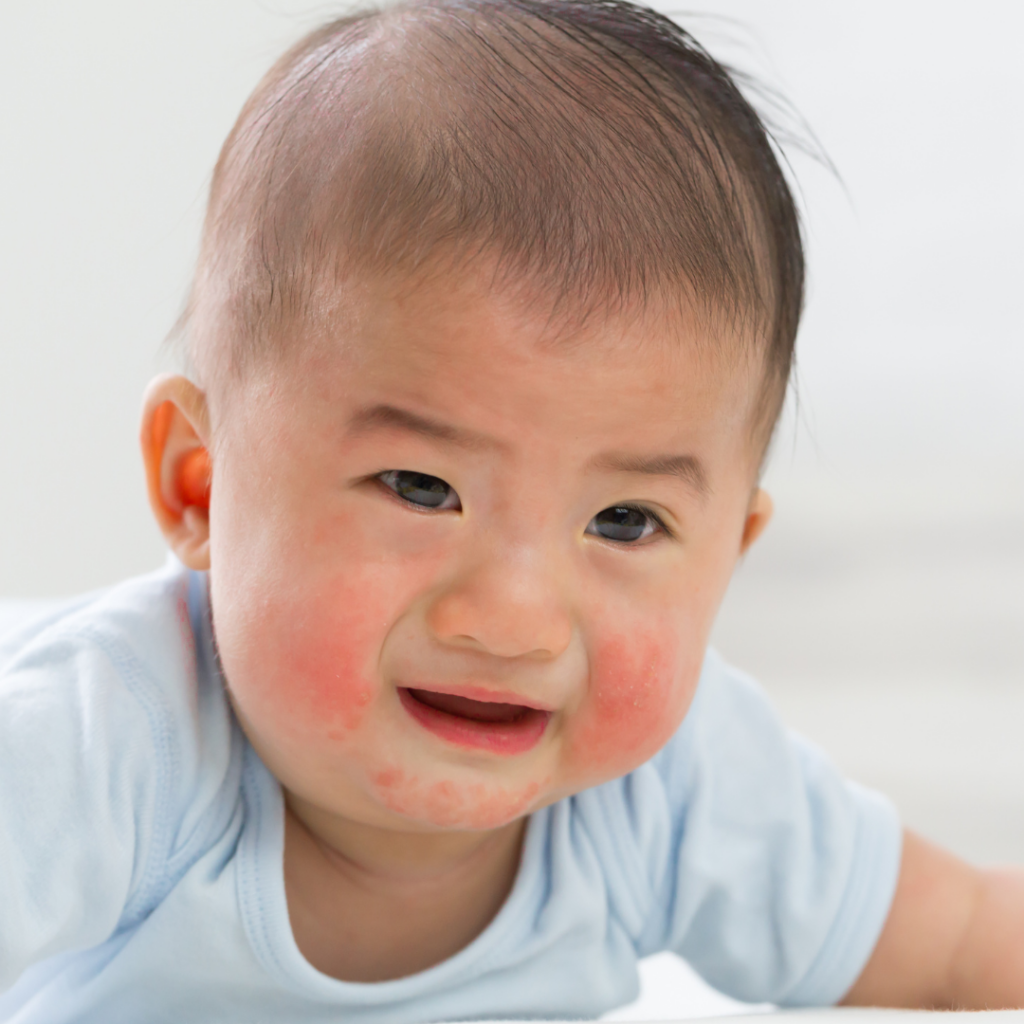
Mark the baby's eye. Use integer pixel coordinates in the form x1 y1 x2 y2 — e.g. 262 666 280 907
377 470 461 510
586 505 664 543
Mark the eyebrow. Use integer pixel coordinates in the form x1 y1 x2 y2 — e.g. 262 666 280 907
345 404 500 451
589 451 709 498
347 404 708 496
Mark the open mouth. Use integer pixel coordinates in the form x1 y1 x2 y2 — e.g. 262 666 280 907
398 687 551 755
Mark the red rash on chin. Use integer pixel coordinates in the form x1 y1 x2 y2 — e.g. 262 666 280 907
371 767 545 830
566 629 698 784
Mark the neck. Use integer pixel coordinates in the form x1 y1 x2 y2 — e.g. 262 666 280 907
283 791 527 981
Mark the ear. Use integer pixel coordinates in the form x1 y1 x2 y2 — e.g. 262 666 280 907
140 374 212 571
739 487 773 555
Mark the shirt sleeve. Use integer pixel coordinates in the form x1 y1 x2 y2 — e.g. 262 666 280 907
640 650 903 1006
0 629 163 993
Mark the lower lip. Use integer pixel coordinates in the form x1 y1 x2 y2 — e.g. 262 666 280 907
398 688 551 755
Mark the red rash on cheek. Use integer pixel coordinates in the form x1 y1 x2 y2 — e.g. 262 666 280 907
567 629 699 783
239 578 391 740
288 604 380 736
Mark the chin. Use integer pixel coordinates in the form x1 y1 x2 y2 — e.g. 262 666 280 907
370 766 548 832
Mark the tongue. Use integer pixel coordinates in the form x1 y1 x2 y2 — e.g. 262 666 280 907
407 689 529 724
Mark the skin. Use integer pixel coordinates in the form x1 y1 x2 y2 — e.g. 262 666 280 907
141 263 1024 1002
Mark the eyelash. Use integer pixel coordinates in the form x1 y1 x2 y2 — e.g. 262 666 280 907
373 470 672 543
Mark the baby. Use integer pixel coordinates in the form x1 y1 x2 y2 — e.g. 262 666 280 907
1 0 1022 1020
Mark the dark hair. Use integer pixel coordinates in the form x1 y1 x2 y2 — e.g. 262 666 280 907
186 0 804 440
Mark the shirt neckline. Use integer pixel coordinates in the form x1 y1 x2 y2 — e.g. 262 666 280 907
236 740 550 1002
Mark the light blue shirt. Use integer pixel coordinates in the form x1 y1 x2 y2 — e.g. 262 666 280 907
0 560 901 1023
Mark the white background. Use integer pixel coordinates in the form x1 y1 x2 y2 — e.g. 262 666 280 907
1 3 1022 1016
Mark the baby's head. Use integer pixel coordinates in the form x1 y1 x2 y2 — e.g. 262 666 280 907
143 0 801 834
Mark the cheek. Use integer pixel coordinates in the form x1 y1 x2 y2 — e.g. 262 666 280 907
566 625 703 782
370 768 546 830
212 471 456 746
281 588 383 735
220 564 404 742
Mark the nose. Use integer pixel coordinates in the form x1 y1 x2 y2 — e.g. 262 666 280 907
425 547 574 660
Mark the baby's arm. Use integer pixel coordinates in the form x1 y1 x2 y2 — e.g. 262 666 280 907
843 829 1024 1009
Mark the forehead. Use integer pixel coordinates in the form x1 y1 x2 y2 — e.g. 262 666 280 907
250 263 764 475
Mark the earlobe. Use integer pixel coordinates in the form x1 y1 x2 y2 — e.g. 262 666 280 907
740 488 773 555
140 374 213 571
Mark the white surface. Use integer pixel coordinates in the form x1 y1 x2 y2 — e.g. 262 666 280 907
603 954 770 1020
665 1013 1024 1022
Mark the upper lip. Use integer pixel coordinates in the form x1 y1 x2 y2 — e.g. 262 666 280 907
398 682 556 713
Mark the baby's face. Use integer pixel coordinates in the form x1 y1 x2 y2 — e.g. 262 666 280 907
206 267 767 833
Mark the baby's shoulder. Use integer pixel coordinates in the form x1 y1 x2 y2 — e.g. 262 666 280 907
573 650 853 891
637 649 792 793
0 559 243 867
2 558 216 716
